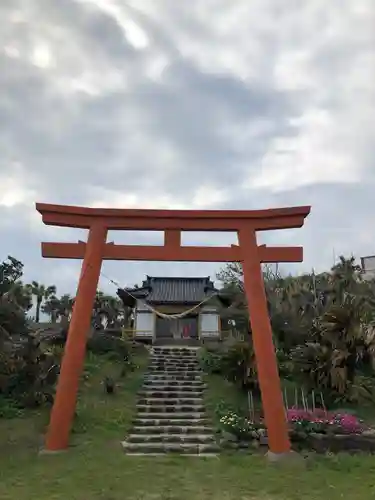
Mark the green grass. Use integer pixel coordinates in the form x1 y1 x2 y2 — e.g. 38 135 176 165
1 352 375 500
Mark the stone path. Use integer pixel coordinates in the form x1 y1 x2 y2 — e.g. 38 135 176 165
121 346 219 456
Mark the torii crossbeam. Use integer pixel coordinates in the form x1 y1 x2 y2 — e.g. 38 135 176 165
36 202 311 458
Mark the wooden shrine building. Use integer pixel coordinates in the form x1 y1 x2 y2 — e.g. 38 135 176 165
117 276 230 344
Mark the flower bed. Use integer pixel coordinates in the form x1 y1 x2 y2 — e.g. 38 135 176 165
286 408 364 435
216 403 375 454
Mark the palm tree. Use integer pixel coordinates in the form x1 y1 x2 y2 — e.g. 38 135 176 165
27 281 56 323
41 295 60 323
92 291 125 330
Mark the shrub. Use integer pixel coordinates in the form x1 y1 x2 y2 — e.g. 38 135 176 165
220 341 258 392
0 333 60 410
87 332 131 361
197 347 223 374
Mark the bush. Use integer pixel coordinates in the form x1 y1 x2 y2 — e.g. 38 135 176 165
87 332 131 361
197 347 223 374
220 341 259 392
0 333 60 410
198 341 259 393
0 299 28 338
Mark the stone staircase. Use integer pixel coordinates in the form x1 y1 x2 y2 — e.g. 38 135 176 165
121 346 219 456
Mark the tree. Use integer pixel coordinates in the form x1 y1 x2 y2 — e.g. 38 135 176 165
0 256 29 337
42 293 74 324
27 282 56 323
92 291 127 330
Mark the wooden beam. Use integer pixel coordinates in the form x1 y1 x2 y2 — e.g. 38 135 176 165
39 212 308 232
36 202 311 220
36 203 311 232
41 242 303 263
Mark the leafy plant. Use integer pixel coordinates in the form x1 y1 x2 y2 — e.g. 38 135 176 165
220 341 258 392
87 332 131 361
197 347 223 374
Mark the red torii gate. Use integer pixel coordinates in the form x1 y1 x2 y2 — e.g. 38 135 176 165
36 202 310 457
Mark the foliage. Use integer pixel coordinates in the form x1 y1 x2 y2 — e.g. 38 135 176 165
217 255 375 404
42 293 74 324
219 341 258 391
87 332 131 361
26 281 56 323
0 257 60 413
199 341 258 392
197 347 223 374
0 331 60 410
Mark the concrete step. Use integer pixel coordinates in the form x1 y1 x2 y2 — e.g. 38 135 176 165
137 398 203 406
138 390 204 398
132 425 214 434
127 434 216 444
136 404 205 413
121 441 219 454
136 412 207 420
133 417 211 426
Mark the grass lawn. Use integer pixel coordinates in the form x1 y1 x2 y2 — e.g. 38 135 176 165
1 351 375 500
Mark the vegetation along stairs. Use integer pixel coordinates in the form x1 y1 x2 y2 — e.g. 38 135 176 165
122 346 219 456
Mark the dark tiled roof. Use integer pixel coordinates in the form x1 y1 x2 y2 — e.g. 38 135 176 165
121 276 218 305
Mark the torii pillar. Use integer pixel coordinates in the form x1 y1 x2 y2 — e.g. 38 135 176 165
36 202 310 457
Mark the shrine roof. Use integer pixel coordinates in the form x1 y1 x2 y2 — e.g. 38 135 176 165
117 276 230 306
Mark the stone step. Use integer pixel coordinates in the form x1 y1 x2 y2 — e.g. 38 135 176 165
148 366 201 372
125 452 218 457
152 342 201 349
149 363 200 369
138 390 204 398
137 398 203 406
149 358 199 362
151 351 198 356
136 404 205 413
150 354 198 359
150 359 199 363
147 370 202 377
127 434 216 444
143 380 206 388
132 425 214 434
136 412 207 420
141 387 205 395
133 418 211 426
150 354 199 358
144 375 202 381
121 441 219 454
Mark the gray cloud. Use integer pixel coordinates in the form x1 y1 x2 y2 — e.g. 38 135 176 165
0 0 374 296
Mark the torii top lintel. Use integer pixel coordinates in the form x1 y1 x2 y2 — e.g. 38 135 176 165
35 203 311 232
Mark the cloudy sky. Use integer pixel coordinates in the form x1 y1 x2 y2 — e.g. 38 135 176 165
1 0 374 297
